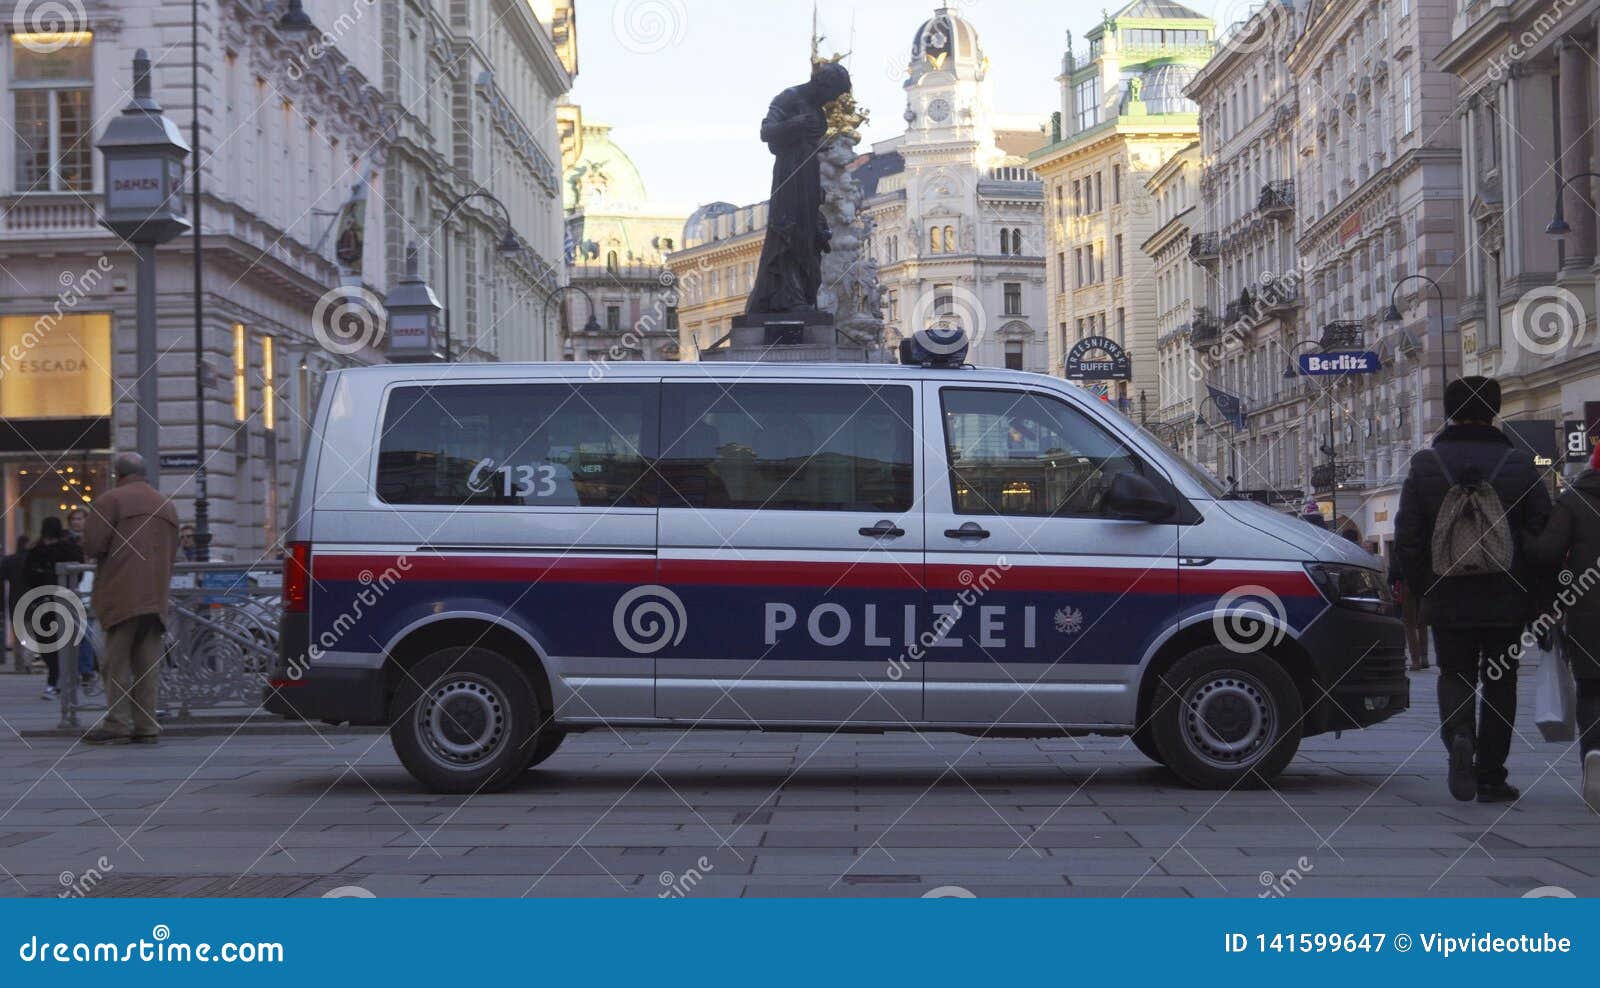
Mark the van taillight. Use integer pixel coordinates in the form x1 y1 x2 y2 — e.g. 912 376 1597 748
284 542 311 613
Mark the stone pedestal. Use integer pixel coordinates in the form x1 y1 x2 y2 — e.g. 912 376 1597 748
705 312 883 363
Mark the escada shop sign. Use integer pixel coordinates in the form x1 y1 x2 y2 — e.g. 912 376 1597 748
1299 351 1380 375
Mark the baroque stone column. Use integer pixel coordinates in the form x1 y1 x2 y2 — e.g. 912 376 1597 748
1558 37 1595 269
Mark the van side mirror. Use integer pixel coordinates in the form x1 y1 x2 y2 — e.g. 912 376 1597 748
1103 472 1174 523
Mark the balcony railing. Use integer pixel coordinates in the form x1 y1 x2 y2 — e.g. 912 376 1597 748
1191 308 1221 346
1319 320 1364 351
1258 283 1303 315
1223 300 1247 325
1257 180 1295 218
1189 232 1220 263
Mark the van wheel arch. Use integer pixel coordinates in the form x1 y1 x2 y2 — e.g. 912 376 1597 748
384 618 556 733
1136 621 1316 735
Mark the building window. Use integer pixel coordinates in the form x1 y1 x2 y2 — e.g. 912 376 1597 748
606 305 621 331
232 324 248 422
1112 163 1122 202
1011 227 1023 254
1004 341 1024 371
1095 172 1104 211
1086 243 1098 283
943 225 955 253
934 283 954 316
10 33 93 193
1075 73 1100 131
930 226 943 252
999 228 1011 255
1400 75 1414 135
665 306 679 332
1003 282 1022 315
605 250 619 272
1114 234 1124 277
260 336 275 431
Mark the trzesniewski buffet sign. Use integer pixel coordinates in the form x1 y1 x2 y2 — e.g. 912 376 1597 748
1298 351 1381 375
1064 336 1131 381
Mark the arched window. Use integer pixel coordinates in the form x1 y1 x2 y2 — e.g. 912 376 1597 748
930 226 942 253
943 225 955 253
999 229 1011 255
1012 228 1023 253
605 250 619 272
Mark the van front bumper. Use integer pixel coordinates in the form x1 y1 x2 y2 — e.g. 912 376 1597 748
1300 608 1410 737
263 611 389 726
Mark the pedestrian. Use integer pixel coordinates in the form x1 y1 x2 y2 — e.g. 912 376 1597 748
1526 441 1600 812
80 452 180 745
63 507 99 695
178 523 197 562
21 517 85 700
1300 501 1327 529
1389 557 1431 672
1395 376 1552 803
1 535 30 670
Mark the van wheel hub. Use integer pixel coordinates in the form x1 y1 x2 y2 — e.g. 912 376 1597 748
418 675 506 766
1182 674 1272 767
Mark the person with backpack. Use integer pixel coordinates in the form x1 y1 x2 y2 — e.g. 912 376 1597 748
1526 441 1600 813
1395 376 1551 803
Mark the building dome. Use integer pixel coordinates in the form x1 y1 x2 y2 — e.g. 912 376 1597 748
563 122 649 213
1140 62 1200 115
682 201 737 247
908 6 986 82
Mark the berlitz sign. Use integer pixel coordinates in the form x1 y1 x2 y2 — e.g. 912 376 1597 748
1299 351 1380 375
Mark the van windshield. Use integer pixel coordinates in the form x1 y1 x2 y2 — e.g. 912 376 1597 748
1129 422 1230 499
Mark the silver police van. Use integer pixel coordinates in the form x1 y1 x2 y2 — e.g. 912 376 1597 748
267 341 1407 793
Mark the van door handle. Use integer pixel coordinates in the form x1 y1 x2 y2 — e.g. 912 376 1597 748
859 521 906 538
944 522 992 540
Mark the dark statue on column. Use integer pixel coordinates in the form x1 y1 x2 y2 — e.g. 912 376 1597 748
743 61 852 319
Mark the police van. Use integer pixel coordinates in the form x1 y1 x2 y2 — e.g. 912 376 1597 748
266 333 1407 793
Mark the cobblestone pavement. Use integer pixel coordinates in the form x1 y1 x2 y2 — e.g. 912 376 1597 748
0 664 1595 898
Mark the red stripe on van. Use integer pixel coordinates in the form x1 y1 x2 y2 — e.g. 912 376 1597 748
659 558 925 590
312 554 656 585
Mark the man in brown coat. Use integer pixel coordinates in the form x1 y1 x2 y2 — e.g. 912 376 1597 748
81 452 180 745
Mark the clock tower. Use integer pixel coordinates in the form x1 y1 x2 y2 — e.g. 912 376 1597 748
903 6 996 151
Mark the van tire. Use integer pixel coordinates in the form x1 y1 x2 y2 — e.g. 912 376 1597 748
1149 646 1302 789
390 646 540 794
1130 725 1164 765
526 730 567 770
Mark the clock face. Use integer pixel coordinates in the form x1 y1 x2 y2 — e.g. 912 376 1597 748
927 97 952 122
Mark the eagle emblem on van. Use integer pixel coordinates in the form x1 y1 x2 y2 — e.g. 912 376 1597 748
1053 605 1085 636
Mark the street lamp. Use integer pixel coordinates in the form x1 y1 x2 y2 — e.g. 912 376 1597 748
544 284 603 359
435 190 523 361
1282 339 1340 520
1194 395 1242 494
276 0 316 32
97 50 191 495
1384 273 1447 428
1543 170 1600 238
386 243 444 362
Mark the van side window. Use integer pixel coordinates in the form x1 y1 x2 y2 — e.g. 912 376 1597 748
376 383 657 507
659 383 914 512
940 388 1146 518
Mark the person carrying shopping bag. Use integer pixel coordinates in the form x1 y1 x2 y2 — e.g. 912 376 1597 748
1527 442 1600 813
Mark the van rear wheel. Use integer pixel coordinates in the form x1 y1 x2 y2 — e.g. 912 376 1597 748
390 646 539 794
1149 646 1301 789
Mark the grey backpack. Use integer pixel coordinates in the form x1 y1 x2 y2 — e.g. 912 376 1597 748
1430 450 1515 578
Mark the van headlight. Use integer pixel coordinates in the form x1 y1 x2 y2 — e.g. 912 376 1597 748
1305 563 1394 613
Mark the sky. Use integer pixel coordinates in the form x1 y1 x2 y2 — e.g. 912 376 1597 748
570 0 1242 210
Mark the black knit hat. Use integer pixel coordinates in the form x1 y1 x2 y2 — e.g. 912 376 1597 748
1445 376 1501 423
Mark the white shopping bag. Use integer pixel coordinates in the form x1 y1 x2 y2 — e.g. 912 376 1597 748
1534 635 1578 743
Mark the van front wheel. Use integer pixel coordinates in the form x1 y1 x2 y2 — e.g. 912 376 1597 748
390 646 540 794
1150 647 1302 789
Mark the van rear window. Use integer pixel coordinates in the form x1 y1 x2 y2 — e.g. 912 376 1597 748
376 383 656 507
659 383 914 512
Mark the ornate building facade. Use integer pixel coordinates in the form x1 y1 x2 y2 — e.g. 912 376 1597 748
1032 1 1215 415
1287 0 1462 550
561 120 689 362
861 6 1050 372
1143 142 1203 464
1439 0 1600 451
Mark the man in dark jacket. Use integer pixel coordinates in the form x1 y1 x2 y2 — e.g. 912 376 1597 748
1395 376 1551 803
1 535 30 671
